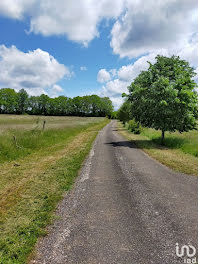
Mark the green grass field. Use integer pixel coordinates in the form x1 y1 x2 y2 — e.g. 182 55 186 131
119 121 198 176
141 126 198 157
0 114 109 264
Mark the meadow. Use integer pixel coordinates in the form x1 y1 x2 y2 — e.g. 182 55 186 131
0 114 109 264
119 122 198 176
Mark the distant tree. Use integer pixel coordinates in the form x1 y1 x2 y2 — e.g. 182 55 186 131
0 89 114 117
0 88 18 114
89 95 101 116
53 96 69 115
29 96 40 115
17 89 29 114
128 55 198 144
38 94 50 115
99 97 114 117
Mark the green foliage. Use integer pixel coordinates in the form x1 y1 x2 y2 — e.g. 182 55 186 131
17 89 29 114
109 111 117 119
128 55 198 142
0 89 113 117
117 101 131 124
128 119 142 134
0 88 18 114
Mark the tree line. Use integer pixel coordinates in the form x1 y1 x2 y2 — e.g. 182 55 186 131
117 55 198 144
0 88 113 117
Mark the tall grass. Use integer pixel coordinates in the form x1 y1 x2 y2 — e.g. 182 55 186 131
0 116 105 163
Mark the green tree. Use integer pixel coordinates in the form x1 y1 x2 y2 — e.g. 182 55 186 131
0 89 114 117
117 101 131 125
17 89 29 114
99 97 113 117
38 94 50 115
0 88 18 114
128 55 198 144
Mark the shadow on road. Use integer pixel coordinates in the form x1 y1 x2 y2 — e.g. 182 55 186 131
105 141 135 148
105 140 165 150
112 128 126 131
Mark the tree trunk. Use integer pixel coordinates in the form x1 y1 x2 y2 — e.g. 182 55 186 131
161 130 165 145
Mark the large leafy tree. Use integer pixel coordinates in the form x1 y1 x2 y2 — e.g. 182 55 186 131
128 55 198 143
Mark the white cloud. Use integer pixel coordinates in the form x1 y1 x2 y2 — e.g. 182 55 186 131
97 69 111 83
50 84 64 98
52 84 63 92
0 0 198 55
0 45 72 95
100 79 129 109
109 69 117 77
0 0 36 19
118 50 170 82
111 0 198 58
177 40 198 67
110 96 124 109
80 66 87 71
0 0 124 46
103 79 129 95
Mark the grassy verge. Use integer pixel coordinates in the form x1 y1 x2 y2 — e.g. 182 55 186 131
118 121 198 177
0 115 105 163
0 118 109 264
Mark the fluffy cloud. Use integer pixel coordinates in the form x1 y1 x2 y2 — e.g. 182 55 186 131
1 0 198 57
0 0 124 46
0 45 72 95
80 66 87 71
111 0 198 58
50 84 64 98
100 78 130 109
0 0 35 19
117 50 171 82
97 69 111 83
1 0 198 55
102 79 128 95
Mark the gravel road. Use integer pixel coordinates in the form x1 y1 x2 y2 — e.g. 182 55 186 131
32 120 198 264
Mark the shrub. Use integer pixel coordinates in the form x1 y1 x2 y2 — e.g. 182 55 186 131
128 119 142 134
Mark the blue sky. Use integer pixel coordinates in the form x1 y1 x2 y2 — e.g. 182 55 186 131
0 0 198 108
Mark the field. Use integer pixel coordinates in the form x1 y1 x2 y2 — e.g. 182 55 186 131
118 122 198 176
0 114 109 264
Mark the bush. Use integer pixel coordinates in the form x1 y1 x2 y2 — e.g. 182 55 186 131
128 119 142 134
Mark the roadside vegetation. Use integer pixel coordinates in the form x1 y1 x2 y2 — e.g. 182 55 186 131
117 55 198 176
118 121 198 176
0 115 109 264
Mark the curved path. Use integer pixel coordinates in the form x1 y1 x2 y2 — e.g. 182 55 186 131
32 121 198 264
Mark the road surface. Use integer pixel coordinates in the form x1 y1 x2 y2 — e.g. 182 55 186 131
32 121 198 264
